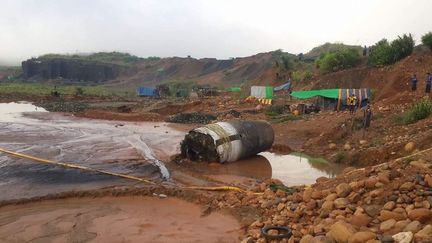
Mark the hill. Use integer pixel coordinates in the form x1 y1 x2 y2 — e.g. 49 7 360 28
304 42 362 60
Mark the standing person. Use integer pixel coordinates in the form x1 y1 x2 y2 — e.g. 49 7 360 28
426 72 431 94
363 45 367 56
411 74 418 91
363 103 372 130
350 93 358 114
347 95 352 113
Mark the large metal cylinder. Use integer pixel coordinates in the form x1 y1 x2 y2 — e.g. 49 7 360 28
181 120 274 163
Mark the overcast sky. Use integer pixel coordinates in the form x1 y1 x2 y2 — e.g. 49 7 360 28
1 0 431 65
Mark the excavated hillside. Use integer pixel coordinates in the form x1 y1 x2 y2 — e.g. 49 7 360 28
114 51 283 88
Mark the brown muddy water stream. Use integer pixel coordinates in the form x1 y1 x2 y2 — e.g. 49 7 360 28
0 102 345 201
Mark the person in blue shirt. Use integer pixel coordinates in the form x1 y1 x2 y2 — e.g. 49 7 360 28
426 72 431 94
411 74 418 91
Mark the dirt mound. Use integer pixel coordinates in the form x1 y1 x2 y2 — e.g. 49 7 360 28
77 109 163 122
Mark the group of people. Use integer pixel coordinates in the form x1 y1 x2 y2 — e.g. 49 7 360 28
411 73 432 93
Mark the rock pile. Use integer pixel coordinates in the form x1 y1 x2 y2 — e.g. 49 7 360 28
213 159 432 242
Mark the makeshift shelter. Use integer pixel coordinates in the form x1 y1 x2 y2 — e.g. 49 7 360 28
274 80 291 92
138 87 159 97
290 88 371 111
250 86 273 99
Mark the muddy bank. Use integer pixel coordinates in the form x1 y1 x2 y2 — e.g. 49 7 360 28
0 196 242 243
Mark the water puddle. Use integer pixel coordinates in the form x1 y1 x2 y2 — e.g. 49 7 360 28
259 152 345 186
0 101 47 122
0 102 185 200
194 152 345 186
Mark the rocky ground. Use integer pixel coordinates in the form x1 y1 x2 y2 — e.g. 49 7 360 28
208 153 432 242
2 87 432 242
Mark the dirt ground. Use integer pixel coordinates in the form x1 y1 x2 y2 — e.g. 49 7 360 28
0 196 242 243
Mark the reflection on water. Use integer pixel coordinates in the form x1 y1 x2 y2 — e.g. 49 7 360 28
203 155 272 180
259 152 345 186
0 102 47 122
0 102 185 200
193 152 345 186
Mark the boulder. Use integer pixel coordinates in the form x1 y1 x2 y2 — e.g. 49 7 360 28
336 183 352 198
415 224 432 241
425 174 432 187
329 143 337 150
399 182 415 191
383 201 396 211
379 210 407 221
403 220 421 233
404 142 416 153
408 209 432 223
350 214 371 227
392 232 413 243
321 201 334 211
410 160 431 169
334 198 350 209
380 219 397 232
326 193 339 201
344 144 352 151
364 205 382 217
327 222 356 243
348 231 376 243
299 234 314 243
365 178 379 189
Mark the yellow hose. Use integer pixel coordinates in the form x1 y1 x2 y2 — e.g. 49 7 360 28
0 148 155 185
0 147 262 194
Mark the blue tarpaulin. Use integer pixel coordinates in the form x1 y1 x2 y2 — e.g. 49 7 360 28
138 87 159 97
274 80 291 91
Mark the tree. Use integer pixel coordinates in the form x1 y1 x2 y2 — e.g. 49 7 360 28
422 32 432 50
315 48 361 73
368 34 414 67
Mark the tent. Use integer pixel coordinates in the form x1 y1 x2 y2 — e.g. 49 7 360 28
290 88 371 111
138 87 159 97
251 86 273 99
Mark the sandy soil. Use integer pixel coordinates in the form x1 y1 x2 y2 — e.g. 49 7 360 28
0 196 242 243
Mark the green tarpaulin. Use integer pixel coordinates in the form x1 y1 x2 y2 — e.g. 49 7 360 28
290 89 339 99
228 86 241 92
265 86 273 99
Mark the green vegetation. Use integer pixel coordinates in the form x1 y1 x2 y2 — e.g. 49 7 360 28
394 99 432 124
422 32 432 50
273 50 296 71
334 151 348 164
292 70 313 82
305 42 362 60
315 48 361 73
0 82 136 97
368 34 414 67
38 52 144 65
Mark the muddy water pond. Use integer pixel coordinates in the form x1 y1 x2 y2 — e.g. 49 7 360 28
0 102 186 200
182 152 345 187
259 152 345 186
1 102 344 201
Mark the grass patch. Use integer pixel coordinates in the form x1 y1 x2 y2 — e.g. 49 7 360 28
0 82 136 98
394 99 432 124
334 151 348 164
